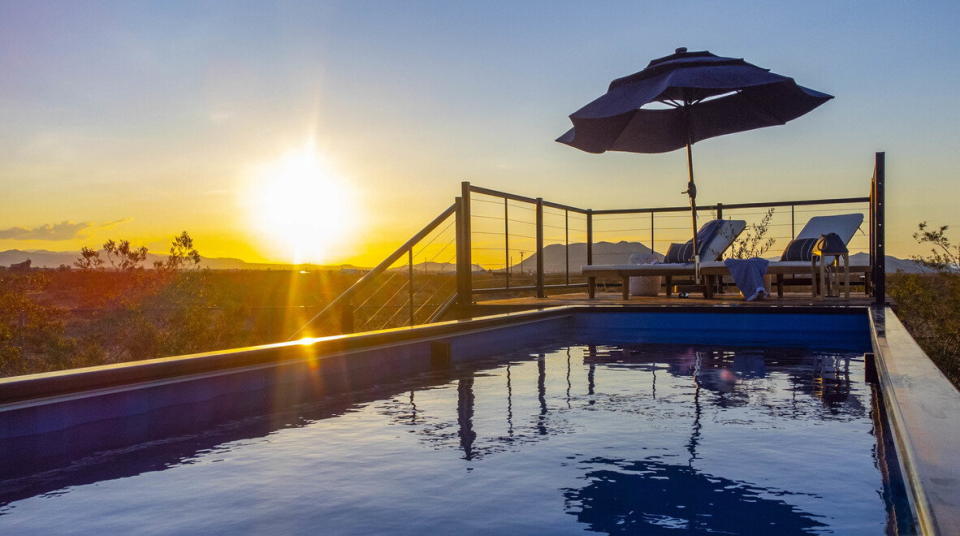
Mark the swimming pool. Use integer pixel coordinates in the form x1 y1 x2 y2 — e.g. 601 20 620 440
0 310 916 534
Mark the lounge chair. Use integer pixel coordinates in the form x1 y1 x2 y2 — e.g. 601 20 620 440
582 219 746 299
767 213 866 297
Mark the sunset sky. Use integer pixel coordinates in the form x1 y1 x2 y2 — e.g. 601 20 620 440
2 1 958 266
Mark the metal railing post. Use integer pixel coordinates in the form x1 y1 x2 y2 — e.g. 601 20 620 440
535 197 545 298
716 202 723 220
873 152 885 306
461 181 472 282
650 212 654 255
565 209 570 285
586 209 594 298
408 249 415 326
791 204 796 239
504 198 510 289
864 177 877 294
587 209 593 265
455 195 472 307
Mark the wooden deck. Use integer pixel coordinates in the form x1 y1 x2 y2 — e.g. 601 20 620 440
476 291 874 309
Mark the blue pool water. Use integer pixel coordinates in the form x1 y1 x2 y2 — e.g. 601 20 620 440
0 339 907 535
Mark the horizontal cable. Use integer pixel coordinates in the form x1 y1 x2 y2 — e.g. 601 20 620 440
794 207 868 214
471 197 505 206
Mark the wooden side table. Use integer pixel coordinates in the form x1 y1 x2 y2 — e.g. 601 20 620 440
812 233 850 299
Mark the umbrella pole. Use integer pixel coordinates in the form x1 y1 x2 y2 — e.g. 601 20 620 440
685 140 699 281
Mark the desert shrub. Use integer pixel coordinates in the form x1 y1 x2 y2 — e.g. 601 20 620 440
730 208 776 259
0 226 372 377
0 272 82 375
912 221 959 271
888 222 960 388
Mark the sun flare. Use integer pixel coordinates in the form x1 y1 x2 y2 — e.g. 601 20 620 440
247 146 357 264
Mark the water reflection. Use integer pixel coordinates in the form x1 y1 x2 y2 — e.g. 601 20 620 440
583 343 865 418
1 341 899 534
506 363 514 438
536 354 547 436
457 377 476 460
392 342 868 468
563 457 826 535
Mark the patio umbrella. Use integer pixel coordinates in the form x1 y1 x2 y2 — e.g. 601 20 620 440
557 47 832 274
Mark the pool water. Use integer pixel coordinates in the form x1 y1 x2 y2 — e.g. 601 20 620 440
0 341 907 535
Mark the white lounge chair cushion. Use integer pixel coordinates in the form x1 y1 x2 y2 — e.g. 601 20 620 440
772 213 864 267
703 220 746 261
795 213 863 243
662 220 747 263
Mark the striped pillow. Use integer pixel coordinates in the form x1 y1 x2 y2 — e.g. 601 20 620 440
662 220 725 263
663 243 686 263
780 237 819 261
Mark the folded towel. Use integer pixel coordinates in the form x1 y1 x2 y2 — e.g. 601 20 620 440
723 258 770 301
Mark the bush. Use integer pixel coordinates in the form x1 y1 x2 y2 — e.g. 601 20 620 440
888 222 960 388
889 273 960 386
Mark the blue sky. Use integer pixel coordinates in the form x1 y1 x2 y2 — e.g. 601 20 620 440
1 1 958 263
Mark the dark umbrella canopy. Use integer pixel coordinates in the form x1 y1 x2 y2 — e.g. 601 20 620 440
557 48 832 273
557 49 833 153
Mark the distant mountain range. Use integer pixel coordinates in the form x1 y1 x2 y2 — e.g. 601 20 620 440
509 241 661 274
0 244 934 274
0 249 361 271
390 261 485 273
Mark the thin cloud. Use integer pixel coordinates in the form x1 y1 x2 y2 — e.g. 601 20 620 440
0 218 131 241
0 221 92 240
99 217 133 230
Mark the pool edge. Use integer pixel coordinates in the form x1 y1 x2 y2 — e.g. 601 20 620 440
870 307 960 536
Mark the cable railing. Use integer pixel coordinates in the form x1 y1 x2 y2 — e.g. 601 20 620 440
460 184 875 298
587 202 872 262
290 203 458 339
459 152 886 305
295 153 886 336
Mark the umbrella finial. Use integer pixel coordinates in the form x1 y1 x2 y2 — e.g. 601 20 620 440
675 47 687 54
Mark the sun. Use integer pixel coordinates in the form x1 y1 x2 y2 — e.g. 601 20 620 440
246 146 357 264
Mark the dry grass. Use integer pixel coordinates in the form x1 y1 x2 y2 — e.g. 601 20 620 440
889 272 960 387
0 269 362 377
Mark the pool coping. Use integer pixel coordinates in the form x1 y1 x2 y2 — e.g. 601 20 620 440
869 307 960 536
0 304 867 406
0 307 571 405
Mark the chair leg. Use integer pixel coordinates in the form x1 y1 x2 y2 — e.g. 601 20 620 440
776 274 784 298
844 255 850 299
665 276 673 297
819 261 827 299
621 276 630 300
588 277 596 299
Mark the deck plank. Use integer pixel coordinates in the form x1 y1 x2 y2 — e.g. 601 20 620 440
477 291 874 308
